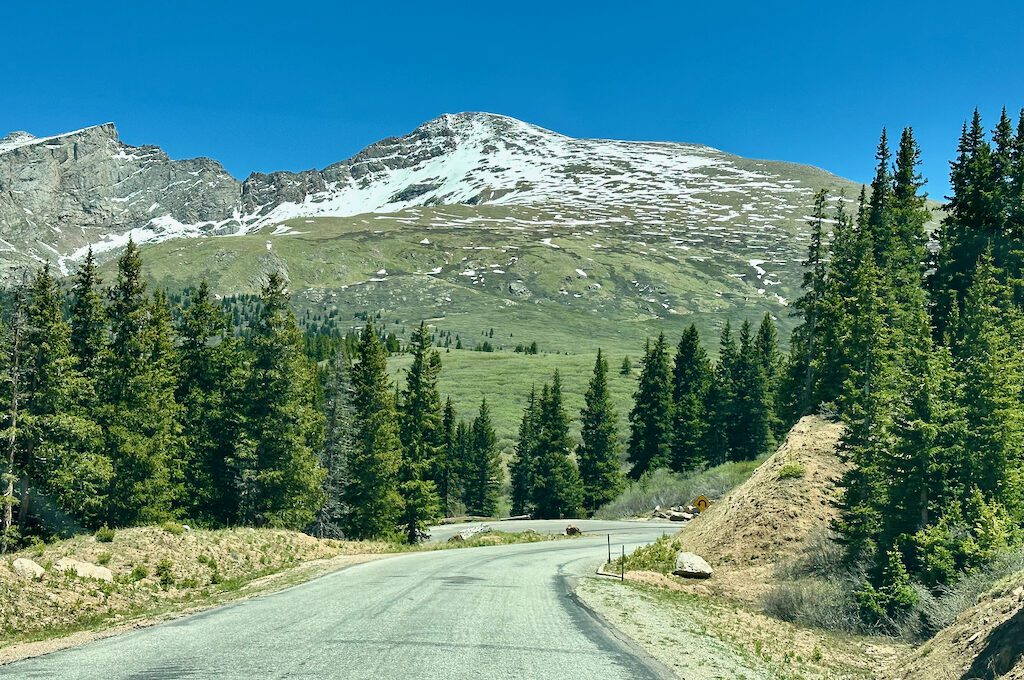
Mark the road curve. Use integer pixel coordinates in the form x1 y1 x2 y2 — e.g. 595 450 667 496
2 521 678 680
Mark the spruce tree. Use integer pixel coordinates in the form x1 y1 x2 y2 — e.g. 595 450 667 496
0 285 26 551
510 387 540 516
531 373 584 519
343 320 402 539
781 189 829 422
240 273 325 529
754 313 783 436
669 325 712 472
577 350 623 515
310 350 356 538
703 323 738 466
436 398 460 516
626 335 673 478
175 281 245 524
99 241 182 526
463 399 501 517
729 320 775 461
68 247 106 383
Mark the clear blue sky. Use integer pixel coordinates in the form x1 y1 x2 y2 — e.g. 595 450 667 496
3 1 1021 198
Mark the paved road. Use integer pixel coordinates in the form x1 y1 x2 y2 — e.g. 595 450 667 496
427 518 680 542
3 522 678 680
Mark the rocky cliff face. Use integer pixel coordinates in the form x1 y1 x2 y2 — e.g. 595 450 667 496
0 124 241 276
0 113 849 281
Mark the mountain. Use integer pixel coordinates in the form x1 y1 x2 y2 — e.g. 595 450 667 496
0 112 860 351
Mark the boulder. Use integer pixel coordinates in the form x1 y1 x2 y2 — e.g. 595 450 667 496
12 557 45 580
672 552 713 579
668 511 694 522
447 534 464 544
53 557 113 582
565 524 582 536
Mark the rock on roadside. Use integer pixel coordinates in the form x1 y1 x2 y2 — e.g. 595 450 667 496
12 557 45 580
672 552 713 579
53 557 113 582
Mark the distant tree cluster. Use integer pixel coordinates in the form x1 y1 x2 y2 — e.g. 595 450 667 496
625 316 782 480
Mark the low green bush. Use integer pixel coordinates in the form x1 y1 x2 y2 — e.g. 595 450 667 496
94 526 116 543
777 462 806 480
159 521 185 536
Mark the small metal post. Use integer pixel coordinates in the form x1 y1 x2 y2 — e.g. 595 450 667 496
607 534 611 565
620 545 624 582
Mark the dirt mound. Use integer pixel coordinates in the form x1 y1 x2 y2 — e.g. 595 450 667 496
672 415 846 601
892 573 1024 679
0 526 391 648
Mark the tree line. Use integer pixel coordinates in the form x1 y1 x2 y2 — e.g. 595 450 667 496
781 109 1024 629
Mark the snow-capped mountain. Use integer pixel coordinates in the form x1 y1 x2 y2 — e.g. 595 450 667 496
0 112 848 281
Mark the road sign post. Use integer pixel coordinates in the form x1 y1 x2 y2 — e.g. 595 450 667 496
620 546 624 582
607 534 611 565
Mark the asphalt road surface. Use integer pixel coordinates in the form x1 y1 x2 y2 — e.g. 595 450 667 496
3 521 680 680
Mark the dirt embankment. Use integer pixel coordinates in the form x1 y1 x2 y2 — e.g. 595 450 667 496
0 526 394 661
892 573 1024 679
653 415 847 602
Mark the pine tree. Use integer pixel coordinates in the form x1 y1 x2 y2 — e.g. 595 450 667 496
239 273 325 529
669 325 712 472
867 128 894 265
435 398 460 516
531 373 583 518
577 350 623 515
22 266 109 532
68 247 106 382
397 322 442 541
729 320 775 461
510 387 540 516
310 350 356 538
781 189 830 422
1 283 27 551
754 313 783 436
99 241 182 526
950 250 1023 509
175 281 246 524
462 399 501 517
626 335 673 478
932 111 997 330
343 320 402 539
703 323 738 466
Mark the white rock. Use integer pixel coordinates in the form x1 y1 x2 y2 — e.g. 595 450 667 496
54 557 113 582
672 552 713 579
12 557 45 580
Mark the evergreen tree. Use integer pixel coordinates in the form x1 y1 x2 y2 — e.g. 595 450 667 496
703 323 738 466
175 281 246 524
510 387 540 516
397 322 442 541
950 251 1023 509
729 320 775 461
669 325 712 472
239 273 324 529
310 350 356 538
68 247 106 382
462 399 501 517
531 373 583 518
99 241 182 526
435 398 461 516
577 350 623 515
626 335 673 478
781 189 830 422
343 320 402 539
754 313 783 436
0 285 27 551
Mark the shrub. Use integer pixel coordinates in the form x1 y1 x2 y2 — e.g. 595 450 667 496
611 534 679 573
94 526 116 543
777 462 806 480
155 558 175 588
129 564 149 582
594 460 761 519
96 551 112 566
160 521 185 536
